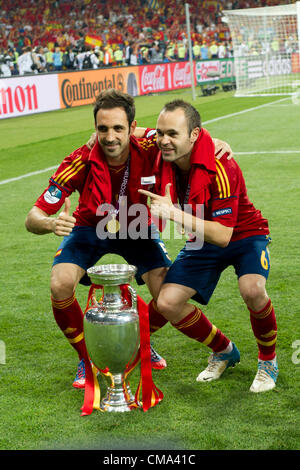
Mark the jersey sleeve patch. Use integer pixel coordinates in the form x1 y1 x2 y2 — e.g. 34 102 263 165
43 185 62 204
145 129 157 139
212 207 232 218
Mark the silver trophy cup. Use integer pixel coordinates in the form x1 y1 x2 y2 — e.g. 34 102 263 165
84 264 140 412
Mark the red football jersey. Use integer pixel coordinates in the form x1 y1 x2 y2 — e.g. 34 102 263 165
206 156 269 241
35 145 91 223
34 136 158 227
144 128 269 241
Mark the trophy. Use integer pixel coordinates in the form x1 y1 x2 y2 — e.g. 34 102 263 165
83 264 140 412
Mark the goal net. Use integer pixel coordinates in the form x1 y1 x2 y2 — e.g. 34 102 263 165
222 2 300 98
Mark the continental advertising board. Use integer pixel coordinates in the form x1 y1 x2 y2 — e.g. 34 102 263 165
57 67 140 109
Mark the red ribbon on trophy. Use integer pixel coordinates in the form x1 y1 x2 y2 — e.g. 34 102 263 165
81 283 163 416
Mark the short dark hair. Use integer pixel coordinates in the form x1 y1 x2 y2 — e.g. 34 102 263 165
161 99 201 134
93 89 136 127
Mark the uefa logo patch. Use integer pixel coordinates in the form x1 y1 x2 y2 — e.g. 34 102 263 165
44 185 62 204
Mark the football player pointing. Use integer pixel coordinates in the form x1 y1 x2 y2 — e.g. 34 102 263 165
139 100 278 393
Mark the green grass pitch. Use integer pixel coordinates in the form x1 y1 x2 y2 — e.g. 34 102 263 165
0 88 300 451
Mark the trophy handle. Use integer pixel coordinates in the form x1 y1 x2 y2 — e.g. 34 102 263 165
127 285 137 310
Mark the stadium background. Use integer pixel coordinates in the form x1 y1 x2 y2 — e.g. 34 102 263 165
0 0 296 76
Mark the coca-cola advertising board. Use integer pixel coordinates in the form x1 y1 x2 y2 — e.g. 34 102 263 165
0 74 60 119
139 62 196 95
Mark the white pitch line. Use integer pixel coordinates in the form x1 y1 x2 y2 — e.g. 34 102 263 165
202 97 288 125
235 150 300 155
0 166 57 186
0 97 294 187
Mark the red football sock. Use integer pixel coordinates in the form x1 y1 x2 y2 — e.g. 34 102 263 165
148 299 168 335
172 306 230 352
51 293 88 360
248 299 277 361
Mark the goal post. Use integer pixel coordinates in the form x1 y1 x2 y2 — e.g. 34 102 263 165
222 2 300 98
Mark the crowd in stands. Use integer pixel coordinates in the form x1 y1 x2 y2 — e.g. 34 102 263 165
0 0 294 77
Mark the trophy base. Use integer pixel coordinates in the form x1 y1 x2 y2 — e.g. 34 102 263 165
101 384 140 413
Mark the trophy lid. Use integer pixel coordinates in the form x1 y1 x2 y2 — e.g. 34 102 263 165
87 264 137 286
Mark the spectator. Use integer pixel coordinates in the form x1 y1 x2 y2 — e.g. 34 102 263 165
129 45 138 65
90 48 100 69
149 42 163 63
177 42 186 61
10 48 20 75
96 46 104 67
217 42 226 58
81 49 93 69
114 45 123 66
34 46 47 72
193 41 201 60
200 42 209 60
125 41 133 66
165 42 175 62
62 47 76 70
209 41 219 58
53 46 63 71
17 46 36 75
44 47 54 72
0 50 14 76
74 47 86 70
271 38 280 56
103 45 113 67
140 45 150 63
